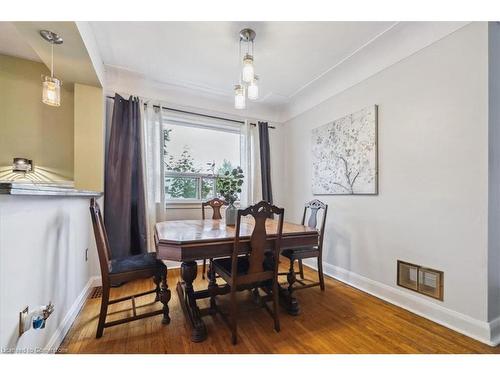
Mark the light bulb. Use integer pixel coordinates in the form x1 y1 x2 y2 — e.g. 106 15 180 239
248 75 259 100
234 84 246 109
42 76 61 106
242 54 254 83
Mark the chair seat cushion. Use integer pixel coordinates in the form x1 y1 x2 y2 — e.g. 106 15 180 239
212 256 250 276
282 247 319 260
109 252 165 274
213 255 275 277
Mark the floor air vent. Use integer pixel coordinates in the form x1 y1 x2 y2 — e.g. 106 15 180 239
89 286 102 299
397 260 443 301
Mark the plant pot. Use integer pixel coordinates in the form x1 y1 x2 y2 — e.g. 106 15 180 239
225 204 237 226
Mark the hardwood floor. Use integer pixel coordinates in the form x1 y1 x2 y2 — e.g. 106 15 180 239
59 264 500 354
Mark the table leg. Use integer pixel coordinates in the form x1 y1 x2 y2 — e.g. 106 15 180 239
280 261 300 315
261 283 300 315
176 261 207 342
278 290 300 315
261 257 300 315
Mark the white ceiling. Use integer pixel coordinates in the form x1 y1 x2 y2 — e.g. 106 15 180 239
90 22 396 106
0 22 41 62
0 21 469 121
0 21 103 87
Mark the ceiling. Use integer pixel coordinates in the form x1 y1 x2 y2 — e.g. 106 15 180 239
90 22 396 106
1 21 466 120
0 22 41 62
0 21 102 87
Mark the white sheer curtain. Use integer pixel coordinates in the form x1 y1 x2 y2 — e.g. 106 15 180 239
240 121 262 207
141 102 166 251
139 103 261 247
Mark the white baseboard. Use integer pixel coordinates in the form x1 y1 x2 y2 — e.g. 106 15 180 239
92 275 102 286
303 259 499 347
489 316 500 346
44 276 101 352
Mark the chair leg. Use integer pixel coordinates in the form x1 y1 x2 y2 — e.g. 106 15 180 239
96 286 110 339
298 259 305 280
230 288 238 345
153 274 161 301
202 259 206 279
287 259 297 294
208 262 217 313
318 256 325 291
159 270 171 324
272 279 280 333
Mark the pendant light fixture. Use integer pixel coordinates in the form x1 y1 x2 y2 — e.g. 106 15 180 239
234 28 259 109
40 30 63 107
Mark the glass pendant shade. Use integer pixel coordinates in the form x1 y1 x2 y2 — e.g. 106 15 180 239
242 54 254 83
40 31 63 107
42 76 61 107
248 76 259 100
234 85 246 109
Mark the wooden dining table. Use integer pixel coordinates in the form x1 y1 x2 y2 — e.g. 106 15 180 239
154 217 319 342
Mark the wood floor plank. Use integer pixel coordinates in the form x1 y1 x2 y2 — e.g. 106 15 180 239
59 265 500 354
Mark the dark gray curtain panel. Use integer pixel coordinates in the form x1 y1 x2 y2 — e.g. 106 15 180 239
258 121 273 204
104 94 147 259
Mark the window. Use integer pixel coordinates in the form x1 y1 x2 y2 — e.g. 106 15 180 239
162 114 241 204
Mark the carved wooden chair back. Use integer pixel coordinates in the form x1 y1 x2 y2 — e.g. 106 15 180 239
301 199 328 249
233 201 285 286
202 198 228 220
89 198 112 282
201 198 228 279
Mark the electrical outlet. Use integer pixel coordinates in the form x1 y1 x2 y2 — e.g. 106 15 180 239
85 248 88 262
19 306 29 337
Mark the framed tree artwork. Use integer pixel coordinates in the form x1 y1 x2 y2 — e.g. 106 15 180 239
312 105 378 195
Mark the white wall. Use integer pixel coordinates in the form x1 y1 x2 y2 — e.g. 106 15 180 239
283 22 497 343
0 195 99 352
488 22 500 329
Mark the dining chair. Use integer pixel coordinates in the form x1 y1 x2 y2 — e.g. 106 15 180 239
89 198 170 338
201 197 228 279
208 200 285 345
280 199 328 292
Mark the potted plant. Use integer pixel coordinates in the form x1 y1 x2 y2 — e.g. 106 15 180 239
218 166 244 225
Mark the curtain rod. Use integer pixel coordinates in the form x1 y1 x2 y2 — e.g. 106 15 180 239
106 95 275 129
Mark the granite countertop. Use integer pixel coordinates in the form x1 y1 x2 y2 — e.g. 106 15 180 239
0 182 102 197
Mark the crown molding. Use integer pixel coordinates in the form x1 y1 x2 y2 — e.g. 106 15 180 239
105 64 289 106
106 63 234 98
288 22 400 99
279 21 472 123
105 65 282 123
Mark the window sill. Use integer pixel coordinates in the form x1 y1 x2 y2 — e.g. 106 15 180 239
165 201 240 210
166 201 202 209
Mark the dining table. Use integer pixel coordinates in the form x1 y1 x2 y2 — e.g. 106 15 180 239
154 217 319 342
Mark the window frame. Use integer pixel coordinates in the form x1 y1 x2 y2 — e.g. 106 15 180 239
160 113 242 207
164 171 218 204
